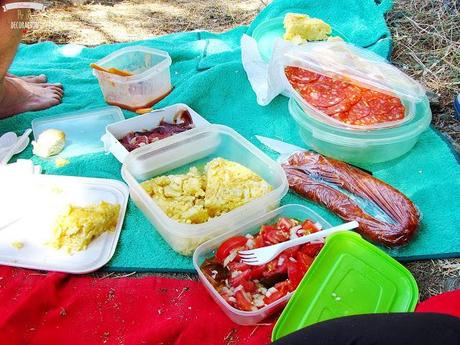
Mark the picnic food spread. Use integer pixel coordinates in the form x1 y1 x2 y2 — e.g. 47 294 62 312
120 108 194 151
1 6 440 334
50 201 121 254
32 128 66 158
200 217 324 311
141 158 272 224
283 13 332 44
283 151 420 246
285 66 405 127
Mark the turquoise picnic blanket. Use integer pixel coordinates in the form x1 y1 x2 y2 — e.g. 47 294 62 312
2 0 460 272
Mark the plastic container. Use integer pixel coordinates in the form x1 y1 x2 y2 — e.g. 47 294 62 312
252 16 350 62
0 174 129 274
289 97 432 164
193 204 333 325
102 104 210 163
272 231 418 340
32 106 125 158
121 125 288 255
92 46 172 111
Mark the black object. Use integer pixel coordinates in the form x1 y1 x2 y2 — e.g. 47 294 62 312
272 313 460 345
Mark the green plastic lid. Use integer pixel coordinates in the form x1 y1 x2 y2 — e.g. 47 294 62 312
252 17 349 62
272 232 419 341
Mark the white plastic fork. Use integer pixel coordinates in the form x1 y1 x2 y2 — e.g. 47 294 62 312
239 221 359 266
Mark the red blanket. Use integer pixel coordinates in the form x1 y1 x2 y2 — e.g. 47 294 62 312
1 266 459 345
0 266 273 345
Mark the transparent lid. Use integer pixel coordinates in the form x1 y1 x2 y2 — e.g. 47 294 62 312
283 41 425 102
278 41 426 131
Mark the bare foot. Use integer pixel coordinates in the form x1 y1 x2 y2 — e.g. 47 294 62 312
6 72 47 84
0 77 63 119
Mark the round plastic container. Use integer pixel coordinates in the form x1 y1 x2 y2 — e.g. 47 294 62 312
193 204 333 325
288 96 432 165
121 125 289 256
92 46 172 111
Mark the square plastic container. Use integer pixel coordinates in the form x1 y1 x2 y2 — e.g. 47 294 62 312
102 104 210 163
92 46 172 111
193 204 333 325
121 125 288 256
32 106 125 158
272 231 418 340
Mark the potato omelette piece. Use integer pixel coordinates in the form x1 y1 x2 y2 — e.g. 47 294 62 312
141 167 209 224
141 158 272 224
204 158 272 217
50 201 120 254
283 13 332 44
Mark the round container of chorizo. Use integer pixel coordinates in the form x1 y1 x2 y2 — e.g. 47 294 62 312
280 41 427 132
288 96 432 165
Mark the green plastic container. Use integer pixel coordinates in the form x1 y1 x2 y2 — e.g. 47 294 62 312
288 97 432 165
252 17 349 62
272 231 418 341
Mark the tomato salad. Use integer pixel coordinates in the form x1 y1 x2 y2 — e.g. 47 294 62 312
285 66 405 127
200 217 324 312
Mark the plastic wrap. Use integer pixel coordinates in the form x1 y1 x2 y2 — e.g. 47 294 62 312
242 36 426 130
282 151 420 247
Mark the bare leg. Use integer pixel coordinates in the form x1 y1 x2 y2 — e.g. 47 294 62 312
0 6 63 119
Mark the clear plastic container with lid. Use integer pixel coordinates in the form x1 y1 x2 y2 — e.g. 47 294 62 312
193 204 332 325
92 46 172 111
121 125 288 255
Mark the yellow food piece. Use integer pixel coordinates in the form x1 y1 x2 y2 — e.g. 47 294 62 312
32 128 66 158
50 201 120 254
283 13 332 44
55 158 70 167
141 158 272 224
11 241 24 250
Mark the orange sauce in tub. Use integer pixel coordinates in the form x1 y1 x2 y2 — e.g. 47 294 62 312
106 88 173 112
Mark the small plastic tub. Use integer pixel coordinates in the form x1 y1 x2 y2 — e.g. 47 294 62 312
193 204 333 325
289 97 432 165
121 125 288 256
92 46 172 111
102 103 210 163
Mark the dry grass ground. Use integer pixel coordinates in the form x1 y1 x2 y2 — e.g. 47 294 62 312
22 0 460 301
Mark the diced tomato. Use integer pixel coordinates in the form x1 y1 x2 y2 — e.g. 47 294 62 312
215 236 248 263
253 234 264 248
263 290 284 305
227 262 250 272
239 279 256 293
263 254 289 283
229 269 251 288
277 217 295 231
263 281 293 305
275 280 295 294
300 242 324 257
301 220 320 233
296 251 314 273
283 246 300 257
235 290 253 311
261 225 290 245
249 264 267 280
287 261 305 287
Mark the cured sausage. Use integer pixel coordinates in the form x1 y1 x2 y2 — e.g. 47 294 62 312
282 151 420 247
284 66 405 127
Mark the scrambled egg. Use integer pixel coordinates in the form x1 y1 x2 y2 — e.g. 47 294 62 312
10 241 24 250
50 201 120 254
55 158 70 167
283 13 332 44
141 158 272 224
